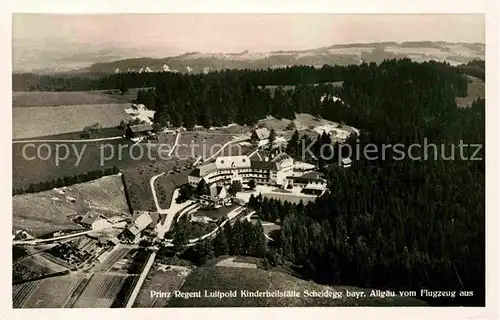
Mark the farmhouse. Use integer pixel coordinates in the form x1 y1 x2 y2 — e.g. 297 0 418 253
132 211 160 230
188 152 294 188
125 212 153 238
125 123 154 139
341 158 353 168
124 104 156 124
80 211 102 228
251 128 270 144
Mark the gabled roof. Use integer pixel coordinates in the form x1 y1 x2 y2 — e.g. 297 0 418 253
341 158 353 165
81 211 101 225
250 161 275 170
128 123 153 133
189 162 217 178
252 128 270 140
271 153 291 163
128 212 153 235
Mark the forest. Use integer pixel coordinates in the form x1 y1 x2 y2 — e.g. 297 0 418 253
150 59 482 306
12 59 485 306
12 166 119 195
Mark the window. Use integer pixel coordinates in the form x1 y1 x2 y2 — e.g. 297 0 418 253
221 160 224 164
242 159 246 162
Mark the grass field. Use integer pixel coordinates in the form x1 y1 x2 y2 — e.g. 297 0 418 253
12 90 139 107
13 274 85 308
12 175 130 237
12 139 157 188
13 103 132 140
193 205 237 220
16 254 68 276
261 192 316 205
13 127 125 142
154 170 191 210
168 265 427 307
93 246 132 273
123 160 191 212
71 274 133 308
171 132 234 160
133 263 193 308
456 75 485 108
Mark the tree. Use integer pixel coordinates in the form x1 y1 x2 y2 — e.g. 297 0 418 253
118 120 127 130
213 229 230 256
177 184 194 203
286 129 300 157
228 180 242 198
172 216 190 252
269 128 276 146
152 123 162 133
195 179 209 196
248 179 256 190
119 75 129 93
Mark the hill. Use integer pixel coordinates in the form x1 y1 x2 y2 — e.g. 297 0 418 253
167 264 427 307
14 41 485 75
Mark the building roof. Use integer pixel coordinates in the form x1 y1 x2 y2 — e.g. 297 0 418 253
210 185 227 199
127 212 153 236
189 162 218 178
303 183 327 191
128 123 153 133
250 160 275 170
271 152 291 163
288 171 326 184
133 211 159 229
341 158 353 165
81 211 101 226
253 128 270 140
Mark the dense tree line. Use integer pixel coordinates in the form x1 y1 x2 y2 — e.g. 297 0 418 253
12 166 119 195
250 61 484 305
13 59 484 305
171 215 268 266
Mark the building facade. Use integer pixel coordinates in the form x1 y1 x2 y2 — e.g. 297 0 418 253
188 152 294 188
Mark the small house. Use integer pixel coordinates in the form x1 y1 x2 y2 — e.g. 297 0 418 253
250 128 270 144
341 158 352 168
125 123 154 139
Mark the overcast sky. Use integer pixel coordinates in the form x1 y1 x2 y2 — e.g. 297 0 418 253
13 14 484 54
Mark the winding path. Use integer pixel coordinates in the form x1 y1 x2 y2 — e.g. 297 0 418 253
13 224 118 245
12 136 123 144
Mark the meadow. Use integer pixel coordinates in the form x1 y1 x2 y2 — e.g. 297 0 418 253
13 103 130 140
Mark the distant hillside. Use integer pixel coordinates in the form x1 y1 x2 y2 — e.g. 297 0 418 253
15 41 485 75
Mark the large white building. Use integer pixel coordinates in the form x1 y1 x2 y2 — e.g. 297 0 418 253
188 152 294 188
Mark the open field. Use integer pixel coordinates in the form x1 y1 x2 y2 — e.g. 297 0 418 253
93 246 132 273
133 263 193 308
13 127 125 142
13 175 130 237
257 113 358 140
16 253 68 276
173 132 234 160
71 273 134 308
12 89 139 107
153 171 191 210
456 75 485 108
13 274 85 308
12 139 157 188
13 103 131 140
262 192 316 205
168 265 426 307
123 161 191 212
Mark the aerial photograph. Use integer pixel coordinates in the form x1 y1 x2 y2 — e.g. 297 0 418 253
12 13 485 308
